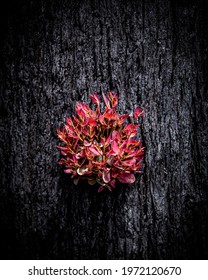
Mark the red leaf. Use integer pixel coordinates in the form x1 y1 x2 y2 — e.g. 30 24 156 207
66 117 73 126
90 92 100 105
103 109 118 120
102 92 111 108
119 114 129 124
134 106 144 118
108 91 118 108
110 180 116 188
98 186 105 192
88 118 97 126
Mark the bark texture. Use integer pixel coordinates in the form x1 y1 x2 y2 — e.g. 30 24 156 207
0 0 208 259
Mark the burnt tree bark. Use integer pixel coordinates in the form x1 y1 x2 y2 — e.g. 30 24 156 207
0 0 208 259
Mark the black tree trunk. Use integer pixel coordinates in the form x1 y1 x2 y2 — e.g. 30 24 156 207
0 0 208 259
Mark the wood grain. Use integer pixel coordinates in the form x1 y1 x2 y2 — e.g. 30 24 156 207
0 0 207 259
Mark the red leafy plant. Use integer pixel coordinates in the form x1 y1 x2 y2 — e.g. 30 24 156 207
57 92 144 192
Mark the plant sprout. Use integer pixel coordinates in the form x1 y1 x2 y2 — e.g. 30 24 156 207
57 92 144 192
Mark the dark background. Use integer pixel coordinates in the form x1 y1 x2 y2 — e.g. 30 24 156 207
0 0 208 259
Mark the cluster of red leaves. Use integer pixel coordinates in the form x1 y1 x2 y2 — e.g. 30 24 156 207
57 92 144 192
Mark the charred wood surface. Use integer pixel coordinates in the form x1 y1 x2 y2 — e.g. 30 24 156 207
0 0 208 259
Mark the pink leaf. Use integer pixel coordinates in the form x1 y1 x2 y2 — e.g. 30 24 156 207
82 103 93 115
102 170 111 183
99 114 105 124
119 142 127 152
122 158 136 166
106 155 114 166
106 135 111 146
64 124 75 134
75 150 85 159
89 146 102 156
118 173 135 184
111 130 121 141
77 166 89 175
56 145 68 151
84 140 92 147
64 169 73 174
111 140 119 154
